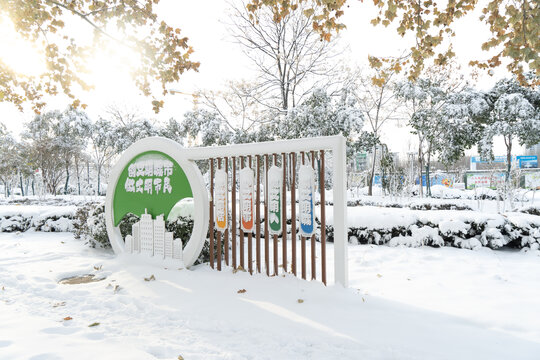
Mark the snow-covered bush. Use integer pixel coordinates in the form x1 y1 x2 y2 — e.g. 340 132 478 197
73 203 109 248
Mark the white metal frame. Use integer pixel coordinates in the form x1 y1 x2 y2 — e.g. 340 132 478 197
105 137 209 268
183 135 348 287
106 135 348 286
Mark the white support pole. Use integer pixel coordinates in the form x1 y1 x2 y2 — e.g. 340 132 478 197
332 136 348 287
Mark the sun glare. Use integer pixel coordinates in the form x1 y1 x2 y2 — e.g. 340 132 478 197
0 17 46 77
82 43 142 97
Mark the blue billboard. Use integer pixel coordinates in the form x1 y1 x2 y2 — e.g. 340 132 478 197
517 155 538 169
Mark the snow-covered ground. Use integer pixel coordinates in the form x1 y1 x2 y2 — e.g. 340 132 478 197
1 232 540 359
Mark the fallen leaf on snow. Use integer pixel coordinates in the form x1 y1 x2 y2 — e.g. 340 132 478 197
114 285 120 293
63 316 72 321
376 273 383 278
237 289 247 294
144 275 156 282
94 265 102 271
297 299 304 303
53 302 66 307
88 322 100 327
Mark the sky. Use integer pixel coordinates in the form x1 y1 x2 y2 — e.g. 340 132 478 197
0 0 520 157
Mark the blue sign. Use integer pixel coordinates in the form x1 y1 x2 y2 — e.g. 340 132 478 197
517 155 538 169
471 155 509 163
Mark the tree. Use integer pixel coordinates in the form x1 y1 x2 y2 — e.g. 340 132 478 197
1 0 199 113
247 0 539 85
54 107 91 194
437 88 490 166
230 0 341 111
352 61 402 196
23 111 67 195
88 118 117 195
395 65 464 197
276 88 364 154
0 127 20 197
479 75 540 180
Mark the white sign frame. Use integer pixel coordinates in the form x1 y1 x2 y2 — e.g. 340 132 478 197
105 137 209 268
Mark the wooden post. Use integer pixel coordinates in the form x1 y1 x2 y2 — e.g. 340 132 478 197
224 157 229 266
217 158 222 271
209 158 215 269
256 155 261 273
248 155 253 275
281 152 287 273
273 153 278 276
239 156 244 269
231 157 237 269
300 151 306 280
320 150 326 285
311 151 316 280
264 154 270 276
290 152 297 276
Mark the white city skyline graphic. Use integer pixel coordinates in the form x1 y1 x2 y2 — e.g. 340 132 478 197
125 209 183 262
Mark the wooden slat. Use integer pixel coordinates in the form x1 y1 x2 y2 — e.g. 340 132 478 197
311 151 316 280
209 158 215 269
281 152 287 273
272 154 278 275
256 155 261 273
239 156 244 269
290 152 297 276
264 154 270 276
320 150 326 285
247 155 253 275
300 151 306 280
216 158 222 271
231 157 237 269
224 157 229 266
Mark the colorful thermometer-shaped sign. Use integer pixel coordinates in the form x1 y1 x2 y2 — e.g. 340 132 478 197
214 169 228 231
267 165 282 235
299 164 315 236
239 167 254 232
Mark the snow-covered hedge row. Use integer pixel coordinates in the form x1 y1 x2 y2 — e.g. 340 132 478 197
0 205 79 232
342 199 473 211
323 206 540 251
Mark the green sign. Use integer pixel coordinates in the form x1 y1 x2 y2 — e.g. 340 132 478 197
112 151 193 226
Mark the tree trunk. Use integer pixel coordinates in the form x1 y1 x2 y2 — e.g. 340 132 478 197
97 167 101 196
506 136 512 182
19 172 24 197
418 144 424 198
64 164 70 195
426 146 432 197
368 146 377 196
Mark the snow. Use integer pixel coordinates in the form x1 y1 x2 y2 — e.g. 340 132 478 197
1 232 540 359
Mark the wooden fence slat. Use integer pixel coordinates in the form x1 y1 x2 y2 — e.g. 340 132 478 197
256 155 261 273
300 151 306 280
281 153 287 273
290 152 297 276
216 158 222 271
320 150 326 285
209 158 215 269
224 157 229 266
248 155 253 275
239 156 244 269
311 151 316 280
264 154 270 276
231 157 237 269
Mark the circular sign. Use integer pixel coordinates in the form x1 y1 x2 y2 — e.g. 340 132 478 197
105 137 208 267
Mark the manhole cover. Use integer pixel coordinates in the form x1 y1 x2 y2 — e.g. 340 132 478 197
58 274 105 285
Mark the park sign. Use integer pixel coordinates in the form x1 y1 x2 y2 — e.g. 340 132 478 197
105 137 209 268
